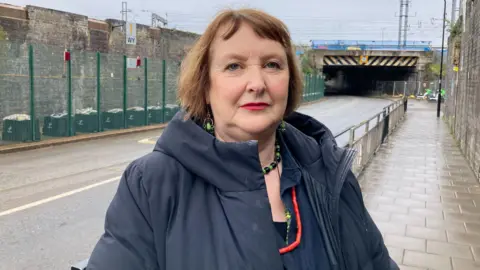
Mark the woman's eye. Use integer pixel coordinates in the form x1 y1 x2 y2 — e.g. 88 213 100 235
226 63 240 71
265 62 281 69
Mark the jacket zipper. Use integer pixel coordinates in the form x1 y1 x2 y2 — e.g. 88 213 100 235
330 148 357 270
304 146 356 270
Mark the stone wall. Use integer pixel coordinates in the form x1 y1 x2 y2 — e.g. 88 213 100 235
0 4 199 131
444 0 480 179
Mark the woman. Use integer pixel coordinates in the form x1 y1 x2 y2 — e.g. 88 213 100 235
87 8 399 270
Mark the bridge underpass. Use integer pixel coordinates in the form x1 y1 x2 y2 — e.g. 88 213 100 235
323 65 417 96
307 43 434 97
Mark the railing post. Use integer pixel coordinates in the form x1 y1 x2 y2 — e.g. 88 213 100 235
123 55 128 129
348 127 355 147
162 59 166 123
28 44 36 141
67 49 73 136
365 121 369 133
96 52 102 132
381 109 389 143
144 57 148 125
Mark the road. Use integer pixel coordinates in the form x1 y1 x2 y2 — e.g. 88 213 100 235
0 96 393 270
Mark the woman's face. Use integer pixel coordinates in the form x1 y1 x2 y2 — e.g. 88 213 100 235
207 23 290 141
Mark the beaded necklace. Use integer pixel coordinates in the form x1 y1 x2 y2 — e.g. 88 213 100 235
263 140 302 255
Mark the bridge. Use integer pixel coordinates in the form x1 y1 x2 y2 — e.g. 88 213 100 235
304 40 434 96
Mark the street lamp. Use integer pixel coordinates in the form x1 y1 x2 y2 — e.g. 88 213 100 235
437 0 447 118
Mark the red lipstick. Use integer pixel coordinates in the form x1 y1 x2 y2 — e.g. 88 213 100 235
241 102 269 111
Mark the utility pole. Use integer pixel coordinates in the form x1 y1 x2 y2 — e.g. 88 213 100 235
451 0 457 23
398 0 404 47
437 0 447 118
121 2 132 32
141 10 168 28
397 0 410 48
403 0 410 47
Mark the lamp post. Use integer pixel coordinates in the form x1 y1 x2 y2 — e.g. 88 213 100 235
437 0 447 118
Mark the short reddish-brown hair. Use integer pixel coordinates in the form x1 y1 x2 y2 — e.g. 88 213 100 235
177 8 304 120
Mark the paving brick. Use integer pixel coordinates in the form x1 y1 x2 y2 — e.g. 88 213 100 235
376 221 407 236
451 258 480 270
466 223 480 235
427 218 466 232
427 240 473 259
442 197 476 207
407 226 447 242
398 265 427 270
403 250 452 270
409 207 445 219
365 195 395 204
367 210 391 222
445 213 480 224
391 213 426 226
357 101 480 269
377 203 410 215
447 231 480 247
471 247 480 261
384 234 426 252
395 198 426 208
461 205 480 215
426 202 461 213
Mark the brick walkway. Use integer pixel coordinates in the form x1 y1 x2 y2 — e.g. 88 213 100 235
359 100 480 270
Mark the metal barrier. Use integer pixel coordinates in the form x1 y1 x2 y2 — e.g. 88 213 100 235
334 98 408 176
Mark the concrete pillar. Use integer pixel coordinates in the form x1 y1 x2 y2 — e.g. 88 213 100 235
312 53 324 74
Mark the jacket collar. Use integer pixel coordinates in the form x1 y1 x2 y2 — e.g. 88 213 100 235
154 110 353 194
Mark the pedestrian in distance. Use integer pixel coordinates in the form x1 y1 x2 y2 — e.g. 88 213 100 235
87 8 399 270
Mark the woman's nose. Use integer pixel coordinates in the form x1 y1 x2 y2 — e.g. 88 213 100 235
246 65 266 93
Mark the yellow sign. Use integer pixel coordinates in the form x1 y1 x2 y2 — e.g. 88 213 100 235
359 55 369 65
453 66 459 72
126 22 137 45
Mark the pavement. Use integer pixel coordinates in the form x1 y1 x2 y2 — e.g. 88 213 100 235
0 96 394 270
360 100 480 270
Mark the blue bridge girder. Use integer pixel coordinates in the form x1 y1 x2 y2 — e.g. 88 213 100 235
310 40 433 52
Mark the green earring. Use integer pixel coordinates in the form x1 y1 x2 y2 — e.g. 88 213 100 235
203 112 215 135
278 120 286 132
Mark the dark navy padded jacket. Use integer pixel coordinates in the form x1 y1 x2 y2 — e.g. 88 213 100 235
87 110 399 270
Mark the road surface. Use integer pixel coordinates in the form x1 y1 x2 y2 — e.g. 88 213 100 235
0 96 392 270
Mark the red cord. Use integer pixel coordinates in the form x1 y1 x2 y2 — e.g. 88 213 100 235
279 187 302 254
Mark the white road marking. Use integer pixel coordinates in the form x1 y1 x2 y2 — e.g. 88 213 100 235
0 176 120 217
138 137 157 144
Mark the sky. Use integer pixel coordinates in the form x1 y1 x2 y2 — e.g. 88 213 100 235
5 0 458 46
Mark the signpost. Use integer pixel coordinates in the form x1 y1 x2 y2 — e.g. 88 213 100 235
126 22 137 45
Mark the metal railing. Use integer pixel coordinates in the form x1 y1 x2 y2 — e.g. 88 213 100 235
334 98 408 176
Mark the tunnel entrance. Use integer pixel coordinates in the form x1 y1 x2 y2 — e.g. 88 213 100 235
323 65 418 96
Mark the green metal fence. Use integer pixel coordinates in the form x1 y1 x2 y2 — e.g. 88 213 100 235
0 40 325 145
302 74 325 102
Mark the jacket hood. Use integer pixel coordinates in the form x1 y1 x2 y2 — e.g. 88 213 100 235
154 110 349 193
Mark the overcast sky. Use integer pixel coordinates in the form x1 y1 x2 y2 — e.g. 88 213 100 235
5 0 458 46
